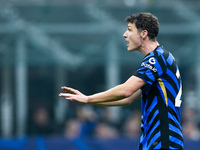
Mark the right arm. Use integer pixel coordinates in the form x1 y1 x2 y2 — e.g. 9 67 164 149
59 76 145 104
89 89 141 106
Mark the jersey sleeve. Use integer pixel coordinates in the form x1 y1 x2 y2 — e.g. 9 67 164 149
134 52 166 85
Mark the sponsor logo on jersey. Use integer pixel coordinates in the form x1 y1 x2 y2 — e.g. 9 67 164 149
141 62 157 72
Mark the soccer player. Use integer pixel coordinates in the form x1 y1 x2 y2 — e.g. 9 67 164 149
59 12 183 150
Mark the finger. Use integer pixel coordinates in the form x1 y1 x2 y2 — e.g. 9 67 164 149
65 87 81 95
59 93 72 97
61 86 68 90
59 93 66 97
61 87 76 94
61 87 74 92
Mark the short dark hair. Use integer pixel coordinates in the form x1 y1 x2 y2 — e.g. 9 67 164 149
126 12 159 41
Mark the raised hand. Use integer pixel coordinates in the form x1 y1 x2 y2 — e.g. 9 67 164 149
59 86 88 103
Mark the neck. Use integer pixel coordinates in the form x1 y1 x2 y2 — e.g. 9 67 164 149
139 40 160 56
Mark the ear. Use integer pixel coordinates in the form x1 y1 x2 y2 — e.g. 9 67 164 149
140 30 148 39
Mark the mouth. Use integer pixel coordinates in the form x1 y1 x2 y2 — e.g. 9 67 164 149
125 40 129 47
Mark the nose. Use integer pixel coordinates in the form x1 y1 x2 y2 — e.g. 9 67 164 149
123 31 127 38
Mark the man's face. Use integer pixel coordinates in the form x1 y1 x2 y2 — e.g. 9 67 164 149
123 23 142 52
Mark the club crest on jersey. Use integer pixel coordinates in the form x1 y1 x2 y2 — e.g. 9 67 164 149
149 57 156 64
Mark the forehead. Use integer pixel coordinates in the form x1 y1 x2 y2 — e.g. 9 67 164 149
127 23 137 29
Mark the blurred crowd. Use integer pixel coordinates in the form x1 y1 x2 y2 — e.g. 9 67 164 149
27 101 200 141
28 104 142 140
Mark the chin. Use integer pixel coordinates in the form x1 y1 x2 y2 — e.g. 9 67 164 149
127 48 135 52
128 45 140 52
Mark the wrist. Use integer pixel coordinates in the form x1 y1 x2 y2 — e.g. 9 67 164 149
86 96 91 103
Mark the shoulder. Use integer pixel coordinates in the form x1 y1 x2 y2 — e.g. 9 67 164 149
142 46 168 65
142 46 170 74
155 46 176 66
152 46 169 59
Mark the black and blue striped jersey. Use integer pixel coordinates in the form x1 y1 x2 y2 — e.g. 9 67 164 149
134 46 183 150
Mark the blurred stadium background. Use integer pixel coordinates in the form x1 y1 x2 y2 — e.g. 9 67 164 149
0 0 200 149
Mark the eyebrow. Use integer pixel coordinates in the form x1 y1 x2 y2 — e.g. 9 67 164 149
127 26 132 29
